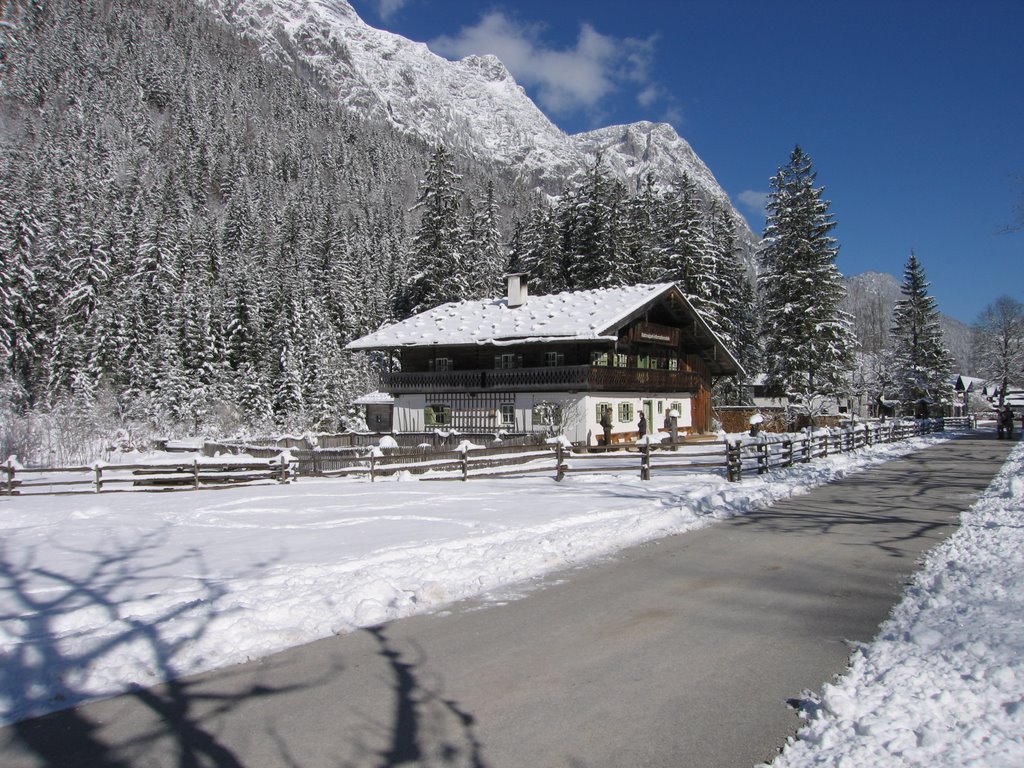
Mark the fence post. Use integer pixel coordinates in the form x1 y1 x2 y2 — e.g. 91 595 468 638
725 441 741 482
369 452 376 483
782 439 793 468
756 441 768 474
279 455 290 484
461 450 469 481
192 459 200 490
555 443 565 482
640 443 651 481
94 464 103 494
3 459 14 495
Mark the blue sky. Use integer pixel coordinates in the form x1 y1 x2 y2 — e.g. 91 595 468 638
349 0 1023 324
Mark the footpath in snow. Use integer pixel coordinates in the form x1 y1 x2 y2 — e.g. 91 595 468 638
765 439 1024 768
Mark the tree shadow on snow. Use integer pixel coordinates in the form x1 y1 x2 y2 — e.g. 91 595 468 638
0 531 311 767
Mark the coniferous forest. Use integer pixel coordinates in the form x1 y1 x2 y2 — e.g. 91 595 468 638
1 0 764 463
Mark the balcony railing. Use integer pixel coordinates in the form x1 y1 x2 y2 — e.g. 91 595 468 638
381 366 703 394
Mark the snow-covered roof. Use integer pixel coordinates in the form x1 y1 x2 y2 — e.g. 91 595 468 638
352 390 395 405
955 375 986 391
347 282 744 376
348 283 673 349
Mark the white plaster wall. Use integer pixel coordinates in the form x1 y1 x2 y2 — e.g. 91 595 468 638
392 394 426 432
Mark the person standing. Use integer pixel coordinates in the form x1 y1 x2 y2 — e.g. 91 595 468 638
638 411 647 439
1000 404 1015 440
600 406 613 448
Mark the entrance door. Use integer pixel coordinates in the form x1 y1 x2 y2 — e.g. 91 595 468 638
643 400 654 432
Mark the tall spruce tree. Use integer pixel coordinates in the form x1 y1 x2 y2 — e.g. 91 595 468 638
404 146 467 315
888 252 954 412
758 146 855 416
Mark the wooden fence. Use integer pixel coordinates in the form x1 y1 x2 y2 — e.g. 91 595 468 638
291 418 951 484
1 455 295 496
1 418 957 496
724 418 945 481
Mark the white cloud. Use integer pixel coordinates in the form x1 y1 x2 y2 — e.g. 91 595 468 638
637 85 660 108
430 12 658 118
374 0 407 20
738 190 770 221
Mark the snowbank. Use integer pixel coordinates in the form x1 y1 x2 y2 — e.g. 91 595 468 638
766 441 1024 767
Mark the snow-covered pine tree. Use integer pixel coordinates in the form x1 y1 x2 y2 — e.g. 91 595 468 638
659 174 713 301
708 202 757 404
516 202 564 294
465 181 504 299
621 174 660 284
404 146 467 315
757 146 855 419
559 158 626 290
888 252 955 413
1 202 42 394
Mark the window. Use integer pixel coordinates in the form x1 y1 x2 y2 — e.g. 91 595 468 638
614 353 629 368
544 351 565 367
668 358 679 371
429 357 453 372
618 403 634 423
424 404 452 427
500 403 515 426
595 402 613 422
495 354 521 369
591 351 609 366
657 401 664 414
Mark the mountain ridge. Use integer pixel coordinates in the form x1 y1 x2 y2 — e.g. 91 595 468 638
194 0 756 247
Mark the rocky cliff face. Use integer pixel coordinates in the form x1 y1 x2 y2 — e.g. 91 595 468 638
195 0 756 244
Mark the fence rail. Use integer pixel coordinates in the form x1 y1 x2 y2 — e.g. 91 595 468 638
291 418 951 484
724 418 945 481
1 456 295 496
1 418 958 497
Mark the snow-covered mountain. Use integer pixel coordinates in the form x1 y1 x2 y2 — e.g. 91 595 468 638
572 121 732 209
195 0 754 238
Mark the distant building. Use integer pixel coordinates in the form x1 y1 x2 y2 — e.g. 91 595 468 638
346 276 744 444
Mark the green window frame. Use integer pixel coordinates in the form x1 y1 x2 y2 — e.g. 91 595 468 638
618 403 634 423
595 402 613 422
425 404 452 427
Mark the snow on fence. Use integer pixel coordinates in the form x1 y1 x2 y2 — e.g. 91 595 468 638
0 455 296 496
724 418 946 481
200 431 535 456
0 419 958 496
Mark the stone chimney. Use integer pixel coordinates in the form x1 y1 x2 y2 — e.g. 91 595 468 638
506 273 528 308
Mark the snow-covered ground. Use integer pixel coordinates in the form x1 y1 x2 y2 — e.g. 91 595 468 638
765 439 1024 768
1 432 1020 768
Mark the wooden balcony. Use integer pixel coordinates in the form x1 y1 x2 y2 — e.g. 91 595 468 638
381 366 704 394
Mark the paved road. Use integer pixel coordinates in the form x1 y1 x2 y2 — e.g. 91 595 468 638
2 435 1016 768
